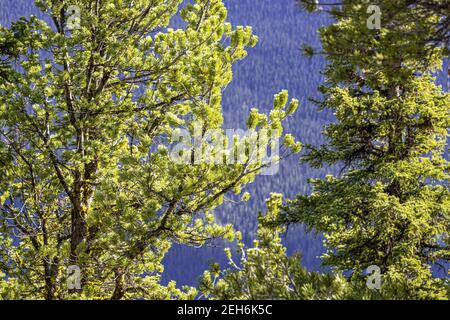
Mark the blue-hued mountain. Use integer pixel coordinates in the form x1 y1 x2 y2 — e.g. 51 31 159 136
3 0 448 287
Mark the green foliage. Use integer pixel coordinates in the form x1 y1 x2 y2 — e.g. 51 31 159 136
283 0 450 299
200 194 443 300
0 0 299 299
200 193 352 300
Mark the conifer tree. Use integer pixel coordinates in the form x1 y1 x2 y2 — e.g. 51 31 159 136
0 0 300 299
201 194 421 300
201 193 360 300
284 0 450 299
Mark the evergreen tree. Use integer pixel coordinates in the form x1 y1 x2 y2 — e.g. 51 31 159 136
201 194 421 300
200 194 352 300
299 0 450 55
283 0 450 299
0 0 300 299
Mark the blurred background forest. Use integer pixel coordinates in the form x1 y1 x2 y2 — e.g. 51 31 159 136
1 0 449 287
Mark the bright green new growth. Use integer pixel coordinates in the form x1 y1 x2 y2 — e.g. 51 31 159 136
0 0 300 299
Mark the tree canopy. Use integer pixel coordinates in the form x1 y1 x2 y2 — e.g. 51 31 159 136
284 0 450 299
0 0 300 299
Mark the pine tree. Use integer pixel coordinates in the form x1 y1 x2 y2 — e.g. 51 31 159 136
284 0 450 299
200 194 419 300
0 0 300 299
